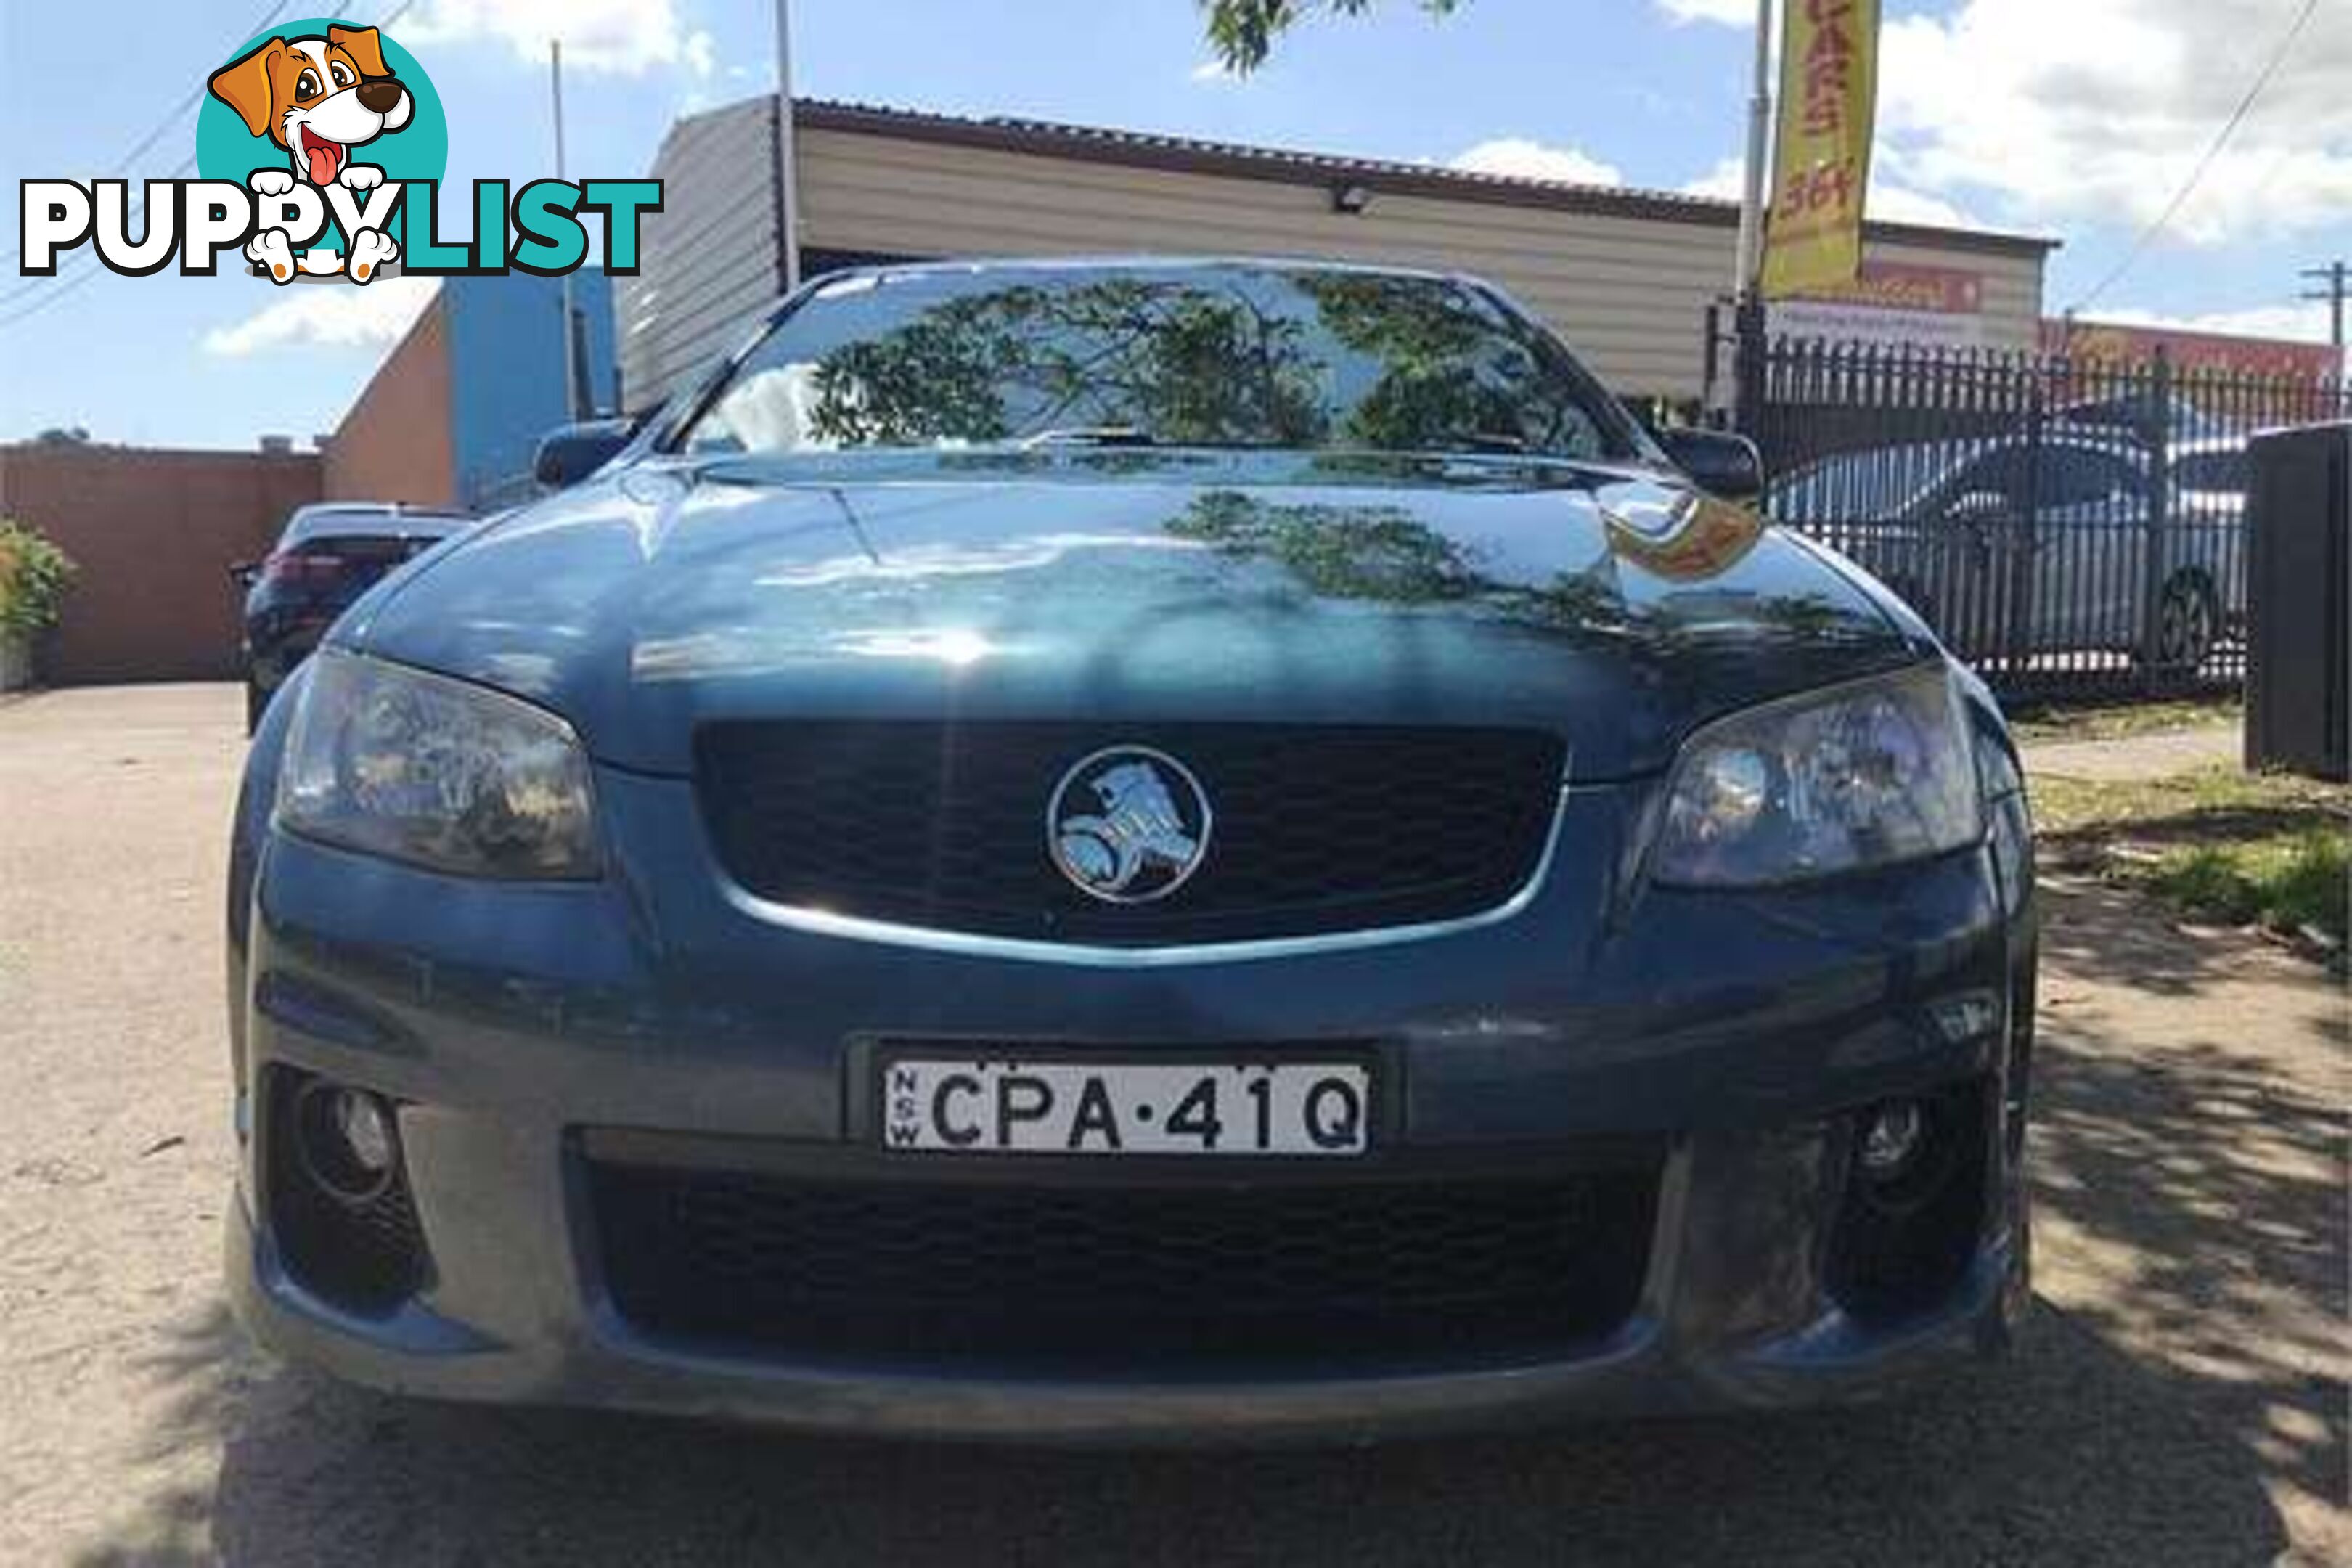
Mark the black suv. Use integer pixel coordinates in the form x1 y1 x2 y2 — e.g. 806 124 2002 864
234 502 470 731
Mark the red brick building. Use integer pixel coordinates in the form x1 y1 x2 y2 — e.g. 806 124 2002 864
324 303 454 507
0 441 319 684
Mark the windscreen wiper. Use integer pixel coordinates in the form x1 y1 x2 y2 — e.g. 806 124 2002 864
1447 431 1533 453
1017 426 1164 449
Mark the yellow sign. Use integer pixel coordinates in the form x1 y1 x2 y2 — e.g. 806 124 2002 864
1760 0 1879 300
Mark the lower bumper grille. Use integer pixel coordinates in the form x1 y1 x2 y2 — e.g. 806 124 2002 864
1826 1080 1992 1326
586 1154 1661 1373
263 1069 428 1314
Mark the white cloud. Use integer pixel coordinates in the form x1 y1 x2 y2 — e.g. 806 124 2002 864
201 279 438 357
2090 301 2334 343
1189 60 1241 83
1450 137 1622 188
1880 0 2352 244
1862 182 1977 230
1656 0 1755 23
1680 157 1744 201
1659 1 2351 247
1678 154 1980 229
399 0 708 75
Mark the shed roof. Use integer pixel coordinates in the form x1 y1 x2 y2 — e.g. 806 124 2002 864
763 97 2059 261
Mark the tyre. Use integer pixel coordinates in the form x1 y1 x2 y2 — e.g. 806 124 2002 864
245 681 268 736
2154 571 2218 674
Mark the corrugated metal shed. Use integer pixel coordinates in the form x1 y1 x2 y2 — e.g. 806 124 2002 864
619 100 787 411
618 97 2057 411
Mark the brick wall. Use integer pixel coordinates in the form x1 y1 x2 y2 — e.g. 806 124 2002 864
0 444 321 685
324 298 455 507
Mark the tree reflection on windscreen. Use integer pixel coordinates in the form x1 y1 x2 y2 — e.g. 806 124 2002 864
681 265 1624 460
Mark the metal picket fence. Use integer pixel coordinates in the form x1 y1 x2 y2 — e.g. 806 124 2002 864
1728 317 2351 702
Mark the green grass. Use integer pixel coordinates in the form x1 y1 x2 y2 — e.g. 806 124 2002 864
2009 695 2242 746
2147 833 2349 943
2030 764 2349 950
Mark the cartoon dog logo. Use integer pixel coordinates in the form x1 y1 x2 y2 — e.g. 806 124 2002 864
207 25 410 284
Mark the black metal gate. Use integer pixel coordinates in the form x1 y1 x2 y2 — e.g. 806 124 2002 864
1725 308 2351 701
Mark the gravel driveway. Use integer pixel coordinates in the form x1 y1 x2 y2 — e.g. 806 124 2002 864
2 684 2342 1566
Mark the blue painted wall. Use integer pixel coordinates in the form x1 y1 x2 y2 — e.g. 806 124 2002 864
440 269 617 511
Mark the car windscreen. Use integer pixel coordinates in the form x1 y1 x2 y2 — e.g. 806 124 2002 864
674 264 1637 462
1771 441 1983 518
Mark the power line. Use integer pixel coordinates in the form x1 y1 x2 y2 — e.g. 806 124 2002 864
0 0 418 330
2070 0 2320 314
0 253 107 332
0 166 205 328
0 0 297 269
0 155 198 317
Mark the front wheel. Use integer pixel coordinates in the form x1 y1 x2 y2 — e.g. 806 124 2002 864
2152 572 2218 674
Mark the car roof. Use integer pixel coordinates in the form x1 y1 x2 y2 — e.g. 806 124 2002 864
1770 431 2158 516
282 503 470 542
1779 431 2141 483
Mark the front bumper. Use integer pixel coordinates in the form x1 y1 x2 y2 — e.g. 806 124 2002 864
227 768 2035 1442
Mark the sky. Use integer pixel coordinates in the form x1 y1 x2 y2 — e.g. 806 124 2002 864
0 0 2345 449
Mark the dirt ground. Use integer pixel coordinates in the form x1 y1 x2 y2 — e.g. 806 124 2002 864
1 684 2343 1567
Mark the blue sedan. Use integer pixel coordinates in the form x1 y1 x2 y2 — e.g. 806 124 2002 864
225 258 2037 1441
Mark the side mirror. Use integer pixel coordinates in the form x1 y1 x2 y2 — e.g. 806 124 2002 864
1656 428 1765 503
532 417 637 491
228 560 259 590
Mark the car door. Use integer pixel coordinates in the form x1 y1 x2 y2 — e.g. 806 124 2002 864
1916 445 2028 663
2169 445 2249 633
2027 444 2148 654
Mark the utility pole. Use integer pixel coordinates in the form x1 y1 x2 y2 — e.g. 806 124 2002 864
1725 0 1775 430
2301 261 2347 372
551 38 580 420
1734 0 1775 303
775 0 801 293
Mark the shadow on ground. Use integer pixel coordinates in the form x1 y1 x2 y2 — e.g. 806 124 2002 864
74 885 2339 1567
78 1297 2294 1568
2035 871 2344 1006
2029 880 2348 1544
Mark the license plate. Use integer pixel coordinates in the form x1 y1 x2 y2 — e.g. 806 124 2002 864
878 1056 1374 1157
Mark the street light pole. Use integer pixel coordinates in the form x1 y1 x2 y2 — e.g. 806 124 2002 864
775 0 801 293
1734 0 1775 303
551 38 580 419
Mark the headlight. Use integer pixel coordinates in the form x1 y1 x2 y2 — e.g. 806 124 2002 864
277 651 600 879
1651 665 1982 886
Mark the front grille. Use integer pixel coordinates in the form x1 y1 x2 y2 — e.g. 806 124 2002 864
695 722 1564 944
586 1155 1661 1373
